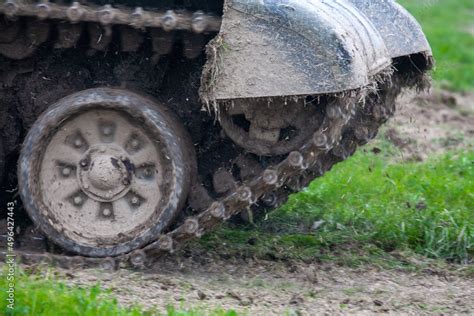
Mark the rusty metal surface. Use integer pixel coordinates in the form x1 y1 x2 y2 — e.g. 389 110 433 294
202 0 431 101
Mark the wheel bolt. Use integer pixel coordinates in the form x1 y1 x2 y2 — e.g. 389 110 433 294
73 196 83 205
74 138 83 147
144 168 152 176
62 167 71 177
131 139 140 149
102 208 112 216
131 196 140 206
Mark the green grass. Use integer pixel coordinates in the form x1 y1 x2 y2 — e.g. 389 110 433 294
199 147 473 264
0 269 146 316
398 0 474 91
0 269 237 316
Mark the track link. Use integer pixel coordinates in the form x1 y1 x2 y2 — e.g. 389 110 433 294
0 1 221 60
0 1 221 32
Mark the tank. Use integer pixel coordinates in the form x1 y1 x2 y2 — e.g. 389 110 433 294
0 0 433 268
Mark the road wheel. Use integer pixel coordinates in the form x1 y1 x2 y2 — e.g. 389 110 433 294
19 88 193 257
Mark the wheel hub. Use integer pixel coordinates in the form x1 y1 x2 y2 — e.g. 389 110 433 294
88 155 124 191
77 145 132 202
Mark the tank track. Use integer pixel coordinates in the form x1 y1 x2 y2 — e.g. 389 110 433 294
0 1 221 32
1 74 403 270
0 0 421 270
0 0 221 60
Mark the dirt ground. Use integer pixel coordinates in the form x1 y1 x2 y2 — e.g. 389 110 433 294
382 89 473 161
58 89 473 315
63 255 473 315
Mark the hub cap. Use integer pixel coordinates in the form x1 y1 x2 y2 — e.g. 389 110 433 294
78 145 132 202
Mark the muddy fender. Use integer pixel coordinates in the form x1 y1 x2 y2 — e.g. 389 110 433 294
201 0 392 102
347 0 432 59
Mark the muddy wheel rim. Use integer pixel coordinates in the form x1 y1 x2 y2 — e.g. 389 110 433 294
19 88 193 257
